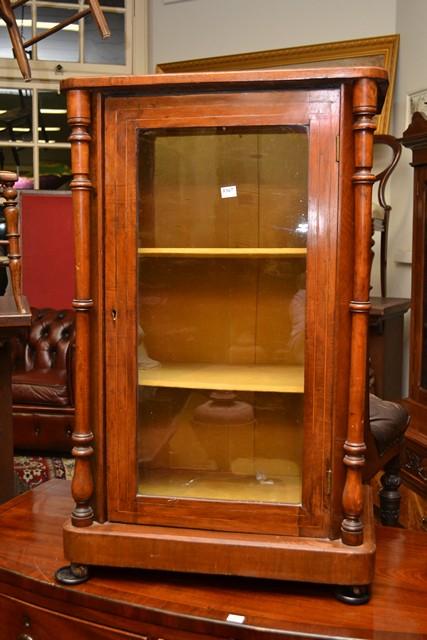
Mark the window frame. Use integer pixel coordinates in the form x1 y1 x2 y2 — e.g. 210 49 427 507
0 0 144 82
0 0 147 189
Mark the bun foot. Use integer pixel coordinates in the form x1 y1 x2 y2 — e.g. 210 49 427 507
55 563 89 585
334 584 371 605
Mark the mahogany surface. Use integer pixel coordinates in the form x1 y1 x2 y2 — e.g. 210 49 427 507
0 480 426 640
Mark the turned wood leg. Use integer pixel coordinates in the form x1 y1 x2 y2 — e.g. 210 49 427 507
379 454 402 526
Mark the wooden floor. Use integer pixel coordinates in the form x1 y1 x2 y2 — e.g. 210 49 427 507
0 480 426 639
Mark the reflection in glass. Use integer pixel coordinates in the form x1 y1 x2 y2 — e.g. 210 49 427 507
137 126 307 504
138 389 304 503
139 127 308 249
84 12 124 64
37 8 79 62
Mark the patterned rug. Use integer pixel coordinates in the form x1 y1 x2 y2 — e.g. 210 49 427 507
13 455 74 492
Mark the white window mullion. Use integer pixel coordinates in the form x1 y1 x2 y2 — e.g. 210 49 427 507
79 0 85 64
32 87 39 189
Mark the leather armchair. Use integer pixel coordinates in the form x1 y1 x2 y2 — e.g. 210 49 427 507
11 308 75 453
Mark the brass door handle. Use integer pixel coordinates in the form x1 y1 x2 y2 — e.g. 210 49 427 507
17 634 33 640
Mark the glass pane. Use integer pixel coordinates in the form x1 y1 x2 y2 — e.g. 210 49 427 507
38 90 68 142
137 126 307 504
139 127 308 248
0 6 32 59
0 89 33 143
84 12 124 64
39 146 71 189
0 146 34 189
138 389 304 503
99 0 125 7
36 8 79 62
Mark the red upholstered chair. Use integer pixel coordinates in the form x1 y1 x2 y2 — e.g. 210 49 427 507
11 307 75 454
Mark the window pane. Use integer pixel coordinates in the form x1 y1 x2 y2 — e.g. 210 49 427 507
39 146 71 190
36 8 79 62
84 12 125 64
38 91 68 143
0 6 32 59
99 0 125 6
83 0 125 6
0 146 34 189
0 89 33 143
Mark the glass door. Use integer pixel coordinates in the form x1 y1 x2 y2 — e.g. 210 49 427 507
137 126 307 505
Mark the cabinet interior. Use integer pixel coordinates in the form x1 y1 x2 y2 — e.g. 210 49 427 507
136 125 307 504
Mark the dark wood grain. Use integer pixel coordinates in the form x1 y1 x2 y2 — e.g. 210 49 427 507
0 481 426 640
341 77 378 547
66 89 95 529
60 67 388 99
401 112 427 498
368 297 410 400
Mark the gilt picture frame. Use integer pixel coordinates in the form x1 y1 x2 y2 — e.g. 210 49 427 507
157 34 399 134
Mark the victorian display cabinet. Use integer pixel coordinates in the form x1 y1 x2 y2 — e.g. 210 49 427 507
57 68 388 603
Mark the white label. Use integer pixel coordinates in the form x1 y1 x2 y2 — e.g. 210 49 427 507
220 185 237 199
226 614 246 624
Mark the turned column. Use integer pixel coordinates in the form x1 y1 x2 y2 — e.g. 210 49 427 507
0 171 25 313
341 78 378 546
67 90 94 528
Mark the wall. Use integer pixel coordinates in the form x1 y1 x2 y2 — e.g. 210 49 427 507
389 1 427 299
148 0 397 69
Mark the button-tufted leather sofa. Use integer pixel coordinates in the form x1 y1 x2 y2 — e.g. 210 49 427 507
11 307 75 453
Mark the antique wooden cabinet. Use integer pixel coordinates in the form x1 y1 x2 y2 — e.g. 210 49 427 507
401 112 427 501
57 68 388 603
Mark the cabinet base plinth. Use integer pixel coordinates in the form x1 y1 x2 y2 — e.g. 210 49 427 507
62 495 375 588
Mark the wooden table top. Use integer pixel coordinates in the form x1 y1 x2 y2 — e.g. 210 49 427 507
0 480 426 640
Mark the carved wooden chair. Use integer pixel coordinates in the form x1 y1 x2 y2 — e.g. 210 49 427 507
364 393 409 526
0 170 25 313
372 134 402 298
0 0 111 80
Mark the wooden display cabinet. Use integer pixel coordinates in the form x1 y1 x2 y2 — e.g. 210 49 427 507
57 68 388 604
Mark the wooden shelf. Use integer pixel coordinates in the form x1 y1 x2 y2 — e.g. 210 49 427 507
138 247 307 258
138 469 302 503
139 363 304 393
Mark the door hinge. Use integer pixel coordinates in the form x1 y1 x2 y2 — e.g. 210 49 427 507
336 135 340 162
326 468 332 496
